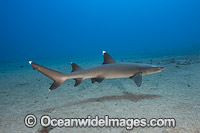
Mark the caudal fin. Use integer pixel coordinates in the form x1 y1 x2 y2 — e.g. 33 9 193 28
29 61 66 91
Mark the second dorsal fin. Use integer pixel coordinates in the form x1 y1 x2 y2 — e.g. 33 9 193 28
71 62 81 72
102 51 116 64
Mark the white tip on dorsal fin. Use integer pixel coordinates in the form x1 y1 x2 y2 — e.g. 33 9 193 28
102 51 116 64
29 61 32 65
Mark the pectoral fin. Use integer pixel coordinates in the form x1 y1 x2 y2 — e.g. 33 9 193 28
130 72 142 87
91 77 104 83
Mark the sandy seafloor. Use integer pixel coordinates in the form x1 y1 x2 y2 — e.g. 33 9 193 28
0 53 200 133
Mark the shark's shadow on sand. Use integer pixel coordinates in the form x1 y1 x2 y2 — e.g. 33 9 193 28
42 92 161 113
38 92 161 132
76 91 161 103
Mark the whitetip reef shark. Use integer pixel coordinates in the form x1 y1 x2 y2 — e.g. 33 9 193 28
29 51 165 91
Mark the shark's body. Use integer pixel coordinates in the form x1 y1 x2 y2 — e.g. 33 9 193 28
29 51 165 91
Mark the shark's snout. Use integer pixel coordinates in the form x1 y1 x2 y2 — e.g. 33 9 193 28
159 67 165 70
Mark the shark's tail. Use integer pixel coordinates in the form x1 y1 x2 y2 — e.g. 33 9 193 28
29 61 67 91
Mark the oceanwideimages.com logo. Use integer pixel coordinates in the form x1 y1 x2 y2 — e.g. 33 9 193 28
24 114 176 130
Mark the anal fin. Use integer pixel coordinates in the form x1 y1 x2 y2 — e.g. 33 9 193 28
130 72 142 87
74 78 83 87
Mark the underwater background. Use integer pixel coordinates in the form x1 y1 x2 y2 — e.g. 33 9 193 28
0 0 200 61
0 0 200 133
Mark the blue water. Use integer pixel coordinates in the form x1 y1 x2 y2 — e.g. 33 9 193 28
0 0 200 61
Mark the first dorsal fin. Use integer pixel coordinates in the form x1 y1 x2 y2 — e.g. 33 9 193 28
71 62 81 72
102 51 116 64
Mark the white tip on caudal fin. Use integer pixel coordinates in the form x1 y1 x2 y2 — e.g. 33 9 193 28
29 61 66 91
102 51 106 55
